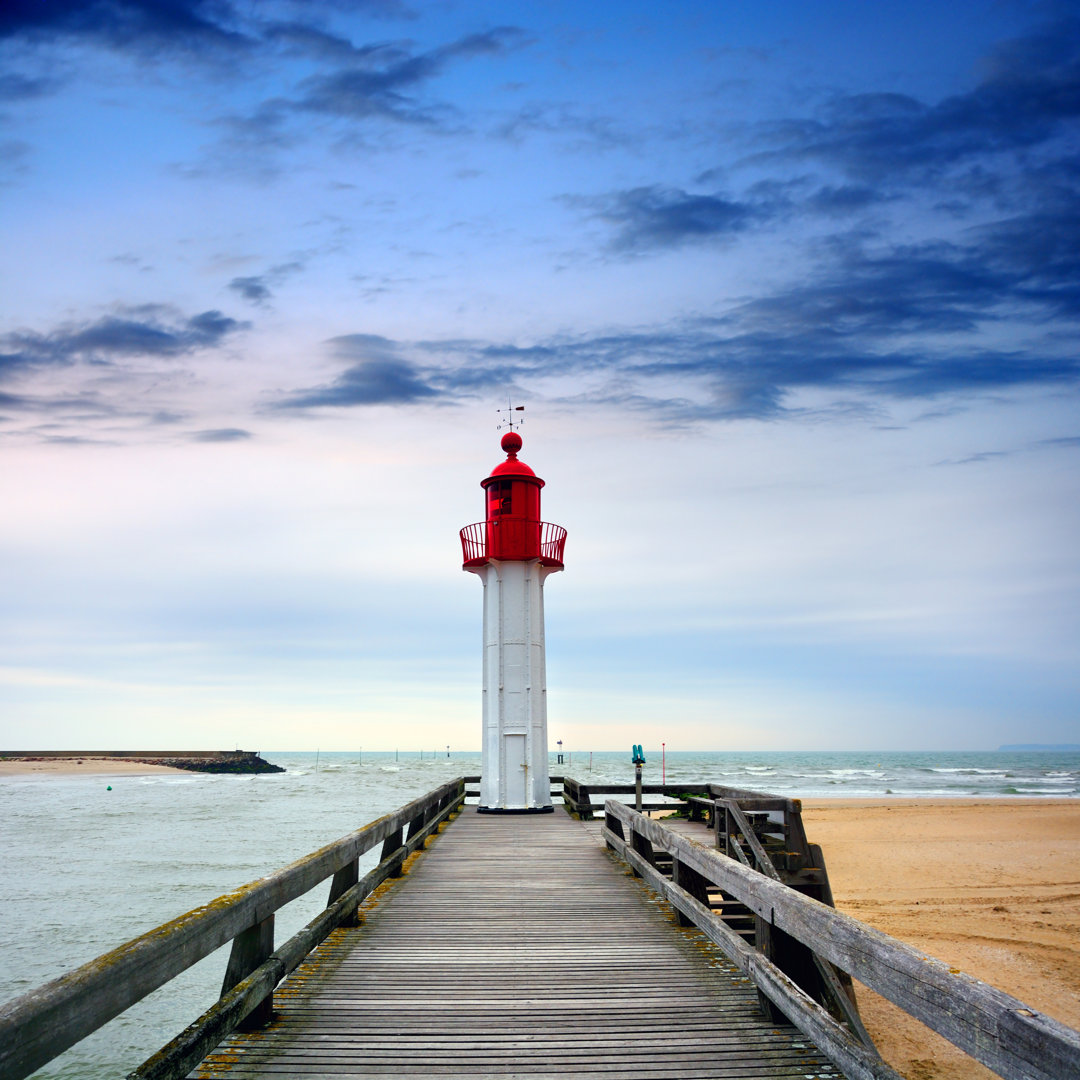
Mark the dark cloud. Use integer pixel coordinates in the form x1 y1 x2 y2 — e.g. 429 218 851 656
590 178 896 252
275 334 440 408
191 427 252 442
971 195 1080 318
730 239 1005 337
0 73 57 100
0 306 246 376
272 299 1079 424
595 186 761 251
933 450 1011 466
0 0 250 55
229 276 273 305
750 18 1080 184
226 260 305 305
291 27 525 126
586 19 1079 258
804 184 888 216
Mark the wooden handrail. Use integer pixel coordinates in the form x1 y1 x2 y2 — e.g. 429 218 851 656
603 799 1080 1080
0 778 465 1080
561 778 710 820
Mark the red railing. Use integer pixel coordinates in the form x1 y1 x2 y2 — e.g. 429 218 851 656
460 520 567 568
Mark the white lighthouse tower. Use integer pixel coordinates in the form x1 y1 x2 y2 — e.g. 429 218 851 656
460 429 566 812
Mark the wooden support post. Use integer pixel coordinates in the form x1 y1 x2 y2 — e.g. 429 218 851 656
630 828 655 877
381 826 405 876
220 915 274 1030
604 808 625 850
406 807 430 843
754 912 832 1026
671 856 712 928
327 858 360 926
754 915 785 1022
577 783 593 820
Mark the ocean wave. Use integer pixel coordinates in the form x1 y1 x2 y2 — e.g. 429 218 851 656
1002 786 1077 795
929 767 1008 775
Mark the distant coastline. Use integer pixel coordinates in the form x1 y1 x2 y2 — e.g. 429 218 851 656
0 750 284 774
997 743 1080 751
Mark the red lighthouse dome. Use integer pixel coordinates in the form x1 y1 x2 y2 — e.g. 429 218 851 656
459 433 566 569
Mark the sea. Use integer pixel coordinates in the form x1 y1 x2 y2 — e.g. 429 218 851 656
2 747 1077 1078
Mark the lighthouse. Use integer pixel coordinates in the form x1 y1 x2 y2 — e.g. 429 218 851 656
460 430 566 812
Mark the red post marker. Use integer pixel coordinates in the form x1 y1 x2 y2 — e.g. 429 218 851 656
662 742 666 784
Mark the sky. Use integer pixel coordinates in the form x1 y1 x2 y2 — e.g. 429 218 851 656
1 1 1078 753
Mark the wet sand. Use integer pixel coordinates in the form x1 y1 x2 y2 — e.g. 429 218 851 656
0 758 190 777
802 798 1080 1080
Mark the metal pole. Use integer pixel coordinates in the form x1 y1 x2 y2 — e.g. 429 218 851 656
635 763 643 811
662 742 665 785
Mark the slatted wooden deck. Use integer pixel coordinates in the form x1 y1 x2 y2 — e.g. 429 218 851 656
193 807 844 1079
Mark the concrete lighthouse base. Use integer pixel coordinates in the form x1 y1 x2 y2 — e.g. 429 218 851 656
469 558 555 812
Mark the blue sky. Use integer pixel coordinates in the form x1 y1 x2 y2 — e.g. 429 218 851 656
1 1 1078 752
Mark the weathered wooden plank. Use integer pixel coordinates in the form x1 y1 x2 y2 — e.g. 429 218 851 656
196 807 844 1079
605 800 1080 1080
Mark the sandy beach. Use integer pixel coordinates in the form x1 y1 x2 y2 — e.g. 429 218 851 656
0 758 190 777
801 799 1080 1080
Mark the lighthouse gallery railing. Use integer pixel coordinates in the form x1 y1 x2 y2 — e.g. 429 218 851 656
459 519 566 567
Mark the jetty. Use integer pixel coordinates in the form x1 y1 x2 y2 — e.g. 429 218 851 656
2 778 1078 1080
0 750 284 773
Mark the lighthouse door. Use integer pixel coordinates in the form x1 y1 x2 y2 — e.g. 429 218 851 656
504 734 528 806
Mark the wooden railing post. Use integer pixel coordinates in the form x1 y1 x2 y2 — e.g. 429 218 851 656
604 807 624 850
327 858 360 926
671 856 711 928
220 915 274 1030
630 824 655 876
381 826 405 876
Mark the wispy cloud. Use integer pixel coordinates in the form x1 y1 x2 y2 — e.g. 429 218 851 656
0 306 246 376
190 427 253 442
286 26 526 127
271 305 1080 424
274 334 441 408
0 73 58 100
748 18 1080 185
0 306 248 436
0 0 252 56
592 186 763 252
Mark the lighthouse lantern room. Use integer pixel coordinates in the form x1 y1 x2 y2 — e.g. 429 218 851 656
460 430 566 812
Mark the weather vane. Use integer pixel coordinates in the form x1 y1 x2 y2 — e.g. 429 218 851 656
496 396 525 433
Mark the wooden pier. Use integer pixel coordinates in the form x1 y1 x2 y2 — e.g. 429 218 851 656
194 807 838 1078
2 777 1079 1080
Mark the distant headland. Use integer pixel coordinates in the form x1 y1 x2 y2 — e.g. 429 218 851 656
997 743 1080 752
0 750 284 774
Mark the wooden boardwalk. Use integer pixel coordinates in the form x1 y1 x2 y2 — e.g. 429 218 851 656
193 807 843 1079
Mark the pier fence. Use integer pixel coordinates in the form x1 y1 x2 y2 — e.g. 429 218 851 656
0 779 464 1080
603 797 1080 1080
1 776 1079 1080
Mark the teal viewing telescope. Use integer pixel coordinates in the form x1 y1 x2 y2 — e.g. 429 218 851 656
631 744 645 765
